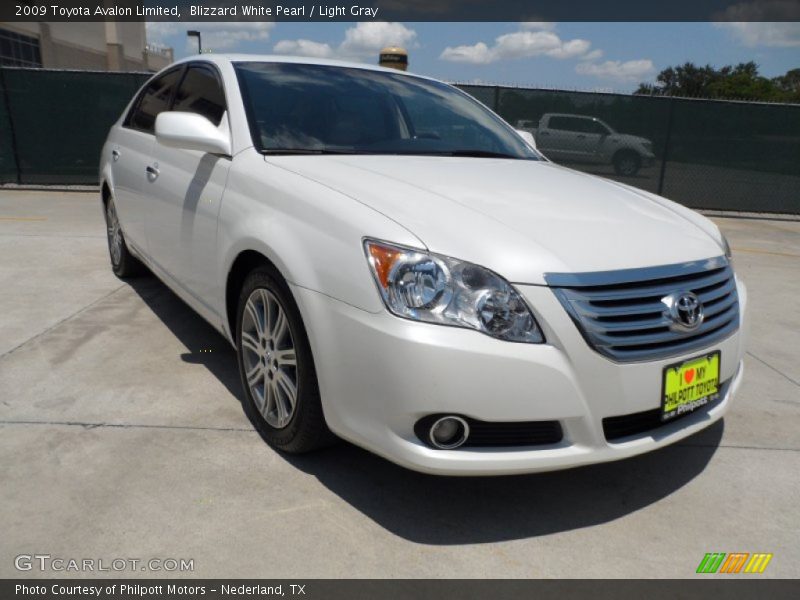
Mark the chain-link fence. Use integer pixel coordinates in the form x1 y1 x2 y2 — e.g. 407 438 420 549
1 68 798 214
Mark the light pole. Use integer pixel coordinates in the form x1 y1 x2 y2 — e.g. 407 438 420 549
187 30 202 54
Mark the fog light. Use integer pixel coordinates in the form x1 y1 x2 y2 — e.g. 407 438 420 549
429 416 469 449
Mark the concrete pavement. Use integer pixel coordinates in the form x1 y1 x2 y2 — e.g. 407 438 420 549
1 190 798 578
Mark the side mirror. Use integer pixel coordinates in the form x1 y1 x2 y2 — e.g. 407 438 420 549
516 129 537 150
155 111 231 156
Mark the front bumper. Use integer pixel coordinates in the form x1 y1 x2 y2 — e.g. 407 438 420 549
292 277 748 476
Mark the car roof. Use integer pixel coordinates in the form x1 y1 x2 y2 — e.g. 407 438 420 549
171 53 431 79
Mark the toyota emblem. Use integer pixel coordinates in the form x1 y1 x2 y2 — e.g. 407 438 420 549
663 291 704 332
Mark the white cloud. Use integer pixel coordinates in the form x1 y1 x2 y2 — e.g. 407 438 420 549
273 39 334 58
339 22 417 56
440 42 494 65
494 31 562 60
715 21 800 47
581 49 604 61
191 23 274 51
440 29 594 64
575 59 656 82
146 22 275 52
546 38 592 59
272 22 417 61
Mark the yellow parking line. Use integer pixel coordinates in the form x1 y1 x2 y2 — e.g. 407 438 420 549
0 216 48 222
734 247 800 259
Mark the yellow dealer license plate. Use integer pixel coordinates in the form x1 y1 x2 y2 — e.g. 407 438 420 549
662 351 721 421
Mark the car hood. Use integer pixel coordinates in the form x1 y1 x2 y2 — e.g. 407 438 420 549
617 134 652 145
268 155 724 284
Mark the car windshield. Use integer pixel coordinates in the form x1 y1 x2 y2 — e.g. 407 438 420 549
234 62 541 159
598 120 615 134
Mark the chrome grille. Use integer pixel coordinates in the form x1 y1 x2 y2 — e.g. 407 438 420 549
547 257 740 362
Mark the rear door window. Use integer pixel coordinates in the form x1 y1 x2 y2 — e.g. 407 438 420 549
548 116 579 131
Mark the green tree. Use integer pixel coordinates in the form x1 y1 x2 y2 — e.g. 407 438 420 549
635 62 800 103
773 68 800 94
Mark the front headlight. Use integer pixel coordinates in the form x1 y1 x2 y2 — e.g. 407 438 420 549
364 239 544 343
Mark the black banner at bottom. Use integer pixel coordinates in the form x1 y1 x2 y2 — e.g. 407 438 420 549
3 580 800 600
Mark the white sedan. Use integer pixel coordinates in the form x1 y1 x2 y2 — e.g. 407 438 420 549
100 55 747 475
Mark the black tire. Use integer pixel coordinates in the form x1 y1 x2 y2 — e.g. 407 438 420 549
236 265 334 453
104 196 144 278
613 150 642 176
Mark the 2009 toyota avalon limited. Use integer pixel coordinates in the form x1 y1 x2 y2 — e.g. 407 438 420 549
99 55 747 475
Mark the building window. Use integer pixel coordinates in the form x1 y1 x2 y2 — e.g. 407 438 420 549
0 28 42 68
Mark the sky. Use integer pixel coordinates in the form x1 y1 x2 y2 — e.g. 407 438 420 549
145 21 800 92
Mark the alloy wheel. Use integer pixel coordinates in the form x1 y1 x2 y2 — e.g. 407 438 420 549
240 288 298 429
106 200 123 266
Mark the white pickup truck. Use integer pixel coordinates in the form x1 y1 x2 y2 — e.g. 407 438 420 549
518 113 655 176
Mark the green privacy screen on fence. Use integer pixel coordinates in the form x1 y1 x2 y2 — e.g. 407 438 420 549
0 71 18 183
0 68 798 213
0 68 150 185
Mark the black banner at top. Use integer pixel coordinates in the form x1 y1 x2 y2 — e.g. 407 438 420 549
3 0 800 22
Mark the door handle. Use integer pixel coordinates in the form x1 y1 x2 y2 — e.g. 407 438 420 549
145 165 159 181
111 149 120 162
576 134 586 139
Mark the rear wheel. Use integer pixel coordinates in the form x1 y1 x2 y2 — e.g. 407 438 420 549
104 196 143 278
236 266 333 453
613 150 642 176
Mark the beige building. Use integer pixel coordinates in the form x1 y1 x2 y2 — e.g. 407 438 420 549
0 22 173 72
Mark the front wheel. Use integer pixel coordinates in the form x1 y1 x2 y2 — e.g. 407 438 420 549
236 266 333 453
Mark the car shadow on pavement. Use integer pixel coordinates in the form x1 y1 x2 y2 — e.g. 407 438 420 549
281 419 724 545
127 276 244 404
126 274 725 545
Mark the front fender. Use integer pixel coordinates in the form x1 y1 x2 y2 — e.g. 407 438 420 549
217 152 423 337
